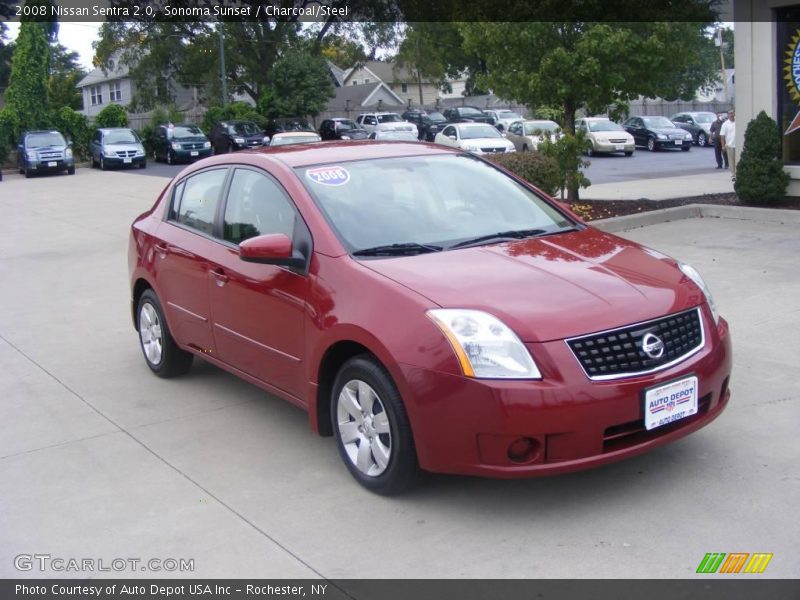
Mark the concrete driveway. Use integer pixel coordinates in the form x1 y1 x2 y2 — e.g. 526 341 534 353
0 169 797 579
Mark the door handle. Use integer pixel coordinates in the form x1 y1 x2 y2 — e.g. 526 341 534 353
210 268 228 287
154 243 169 257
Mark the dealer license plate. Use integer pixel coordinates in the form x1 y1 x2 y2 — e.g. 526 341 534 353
615 145 624 150
643 375 698 431
674 140 682 145
123 158 132 164
47 161 57 167
190 151 199 156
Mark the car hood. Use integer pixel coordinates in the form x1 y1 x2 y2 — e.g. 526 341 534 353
341 129 369 139
173 136 208 143
104 143 144 153
650 126 689 136
360 228 703 342
459 137 513 148
374 122 417 133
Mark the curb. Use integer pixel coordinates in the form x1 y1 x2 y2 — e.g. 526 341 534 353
592 203 800 232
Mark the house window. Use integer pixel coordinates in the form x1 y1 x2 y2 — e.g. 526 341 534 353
401 83 408 93
352 80 358 85
109 81 122 102
364 78 370 84
90 86 103 106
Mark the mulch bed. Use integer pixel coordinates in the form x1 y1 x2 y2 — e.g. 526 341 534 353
568 193 800 221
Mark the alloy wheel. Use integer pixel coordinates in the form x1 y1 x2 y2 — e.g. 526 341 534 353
336 379 392 477
139 302 163 366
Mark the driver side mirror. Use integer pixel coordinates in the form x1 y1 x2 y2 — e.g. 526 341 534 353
239 233 305 269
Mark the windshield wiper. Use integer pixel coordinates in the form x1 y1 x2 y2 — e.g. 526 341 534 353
352 242 443 257
448 228 548 250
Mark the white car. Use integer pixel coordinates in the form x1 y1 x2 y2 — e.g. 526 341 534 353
268 132 321 147
368 130 420 142
505 120 561 152
485 109 524 132
356 113 417 135
434 123 516 155
575 117 635 156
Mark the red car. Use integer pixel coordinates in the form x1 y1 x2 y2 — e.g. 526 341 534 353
128 141 732 494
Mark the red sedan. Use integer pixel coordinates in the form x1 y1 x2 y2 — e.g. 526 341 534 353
128 141 732 494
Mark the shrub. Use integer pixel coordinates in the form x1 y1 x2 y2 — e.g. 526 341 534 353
201 101 267 134
538 132 591 200
0 108 18 166
95 104 128 128
734 111 790 205
137 106 184 155
51 107 91 159
486 152 560 197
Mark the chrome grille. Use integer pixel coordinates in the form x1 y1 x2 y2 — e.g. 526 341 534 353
566 308 704 380
480 147 506 153
115 150 137 158
39 151 62 160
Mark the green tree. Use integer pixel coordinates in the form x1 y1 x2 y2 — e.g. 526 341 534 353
51 106 90 158
5 20 51 135
95 103 128 128
48 43 84 111
459 19 718 199
257 49 335 119
734 111 790 205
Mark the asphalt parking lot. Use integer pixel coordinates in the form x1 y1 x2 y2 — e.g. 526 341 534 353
0 168 797 579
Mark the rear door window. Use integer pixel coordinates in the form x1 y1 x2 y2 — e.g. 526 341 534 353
171 169 228 236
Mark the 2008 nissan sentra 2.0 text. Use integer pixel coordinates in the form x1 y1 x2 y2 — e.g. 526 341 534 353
128 141 732 495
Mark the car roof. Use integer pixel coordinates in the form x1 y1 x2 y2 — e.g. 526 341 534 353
99 127 134 132
581 117 612 121
452 122 494 128
359 112 401 116
25 130 63 134
241 140 455 168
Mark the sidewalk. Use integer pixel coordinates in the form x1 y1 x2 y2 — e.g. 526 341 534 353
582 169 735 201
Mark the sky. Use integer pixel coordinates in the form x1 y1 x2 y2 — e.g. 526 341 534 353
4 21 102 69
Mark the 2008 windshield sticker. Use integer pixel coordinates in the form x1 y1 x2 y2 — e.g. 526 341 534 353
306 166 350 186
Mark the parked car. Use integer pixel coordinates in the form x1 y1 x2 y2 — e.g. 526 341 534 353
401 109 448 141
210 120 269 154
484 109 524 131
355 113 417 135
576 117 635 156
319 118 369 141
152 124 212 164
17 130 75 178
623 116 694 151
264 118 315 139
129 140 732 494
442 106 494 124
368 130 420 141
434 122 516 154
505 120 561 152
90 127 147 170
670 112 717 147
269 132 322 147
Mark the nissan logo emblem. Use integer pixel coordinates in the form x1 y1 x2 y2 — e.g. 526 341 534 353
641 332 665 359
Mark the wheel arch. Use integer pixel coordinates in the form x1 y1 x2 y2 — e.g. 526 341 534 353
131 277 153 329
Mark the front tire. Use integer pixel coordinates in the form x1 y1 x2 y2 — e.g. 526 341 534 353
139 160 147 169
647 137 656 152
332 356 420 495
100 156 106 170
697 132 707 147
137 289 193 378
624 150 633 157
67 166 75 175
682 146 691 152
166 151 174 165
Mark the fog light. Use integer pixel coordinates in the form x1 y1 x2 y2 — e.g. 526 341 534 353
507 437 540 463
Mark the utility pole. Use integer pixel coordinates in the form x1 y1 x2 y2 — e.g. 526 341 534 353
219 21 228 106
717 27 729 103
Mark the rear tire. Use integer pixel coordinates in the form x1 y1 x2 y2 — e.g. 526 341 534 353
136 289 193 378
332 355 420 495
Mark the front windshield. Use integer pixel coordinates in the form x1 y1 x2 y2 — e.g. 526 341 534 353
426 112 446 122
693 113 715 124
588 121 624 132
524 122 559 135
460 107 483 116
298 155 571 253
460 125 503 139
27 133 66 147
498 111 522 120
104 130 140 144
642 117 675 129
172 126 204 138
270 134 321 146
229 122 261 135
336 120 359 130
378 114 403 123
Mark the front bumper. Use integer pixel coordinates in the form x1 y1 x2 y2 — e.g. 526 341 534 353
594 141 635 153
400 309 732 478
656 138 691 148
102 155 146 167
173 148 212 161
26 158 74 171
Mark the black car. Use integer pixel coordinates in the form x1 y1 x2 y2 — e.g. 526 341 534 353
670 112 716 147
442 106 494 125
319 118 369 140
401 109 448 141
623 116 694 152
264 117 316 139
17 130 75 178
210 120 268 154
152 124 212 165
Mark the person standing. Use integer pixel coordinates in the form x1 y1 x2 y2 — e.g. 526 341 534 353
720 110 737 181
709 113 728 169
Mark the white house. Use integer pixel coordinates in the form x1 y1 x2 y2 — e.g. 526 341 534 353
342 60 440 107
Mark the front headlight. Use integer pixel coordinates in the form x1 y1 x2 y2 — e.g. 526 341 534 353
171 142 181 150
685 133 693 140
679 263 719 324
65 148 73 158
203 141 211 148
657 133 667 140
103 148 115 157
26 151 37 160
135 146 145 156
507 146 516 152
234 137 245 145
428 309 542 379
464 144 480 152
262 136 270 144
340 135 351 140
